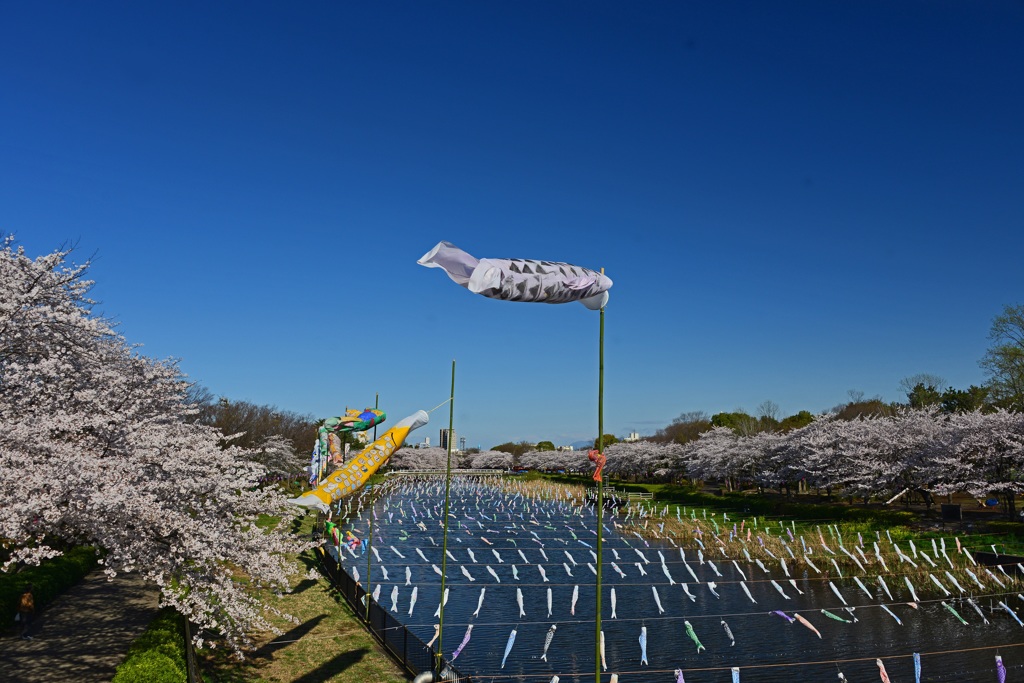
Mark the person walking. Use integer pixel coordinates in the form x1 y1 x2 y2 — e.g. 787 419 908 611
17 583 35 640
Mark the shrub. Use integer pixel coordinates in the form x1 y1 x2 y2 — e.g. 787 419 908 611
112 608 187 683
0 546 100 631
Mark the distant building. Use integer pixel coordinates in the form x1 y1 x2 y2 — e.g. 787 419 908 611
557 445 575 452
624 431 640 442
439 429 458 452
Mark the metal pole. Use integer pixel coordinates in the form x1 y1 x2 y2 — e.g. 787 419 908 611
436 360 456 673
374 392 379 442
594 274 605 683
365 508 374 620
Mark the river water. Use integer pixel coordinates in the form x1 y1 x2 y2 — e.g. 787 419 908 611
331 478 1024 682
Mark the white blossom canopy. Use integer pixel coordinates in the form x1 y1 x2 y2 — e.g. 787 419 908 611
0 239 306 653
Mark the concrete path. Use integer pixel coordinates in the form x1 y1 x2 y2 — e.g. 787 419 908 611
0 570 160 683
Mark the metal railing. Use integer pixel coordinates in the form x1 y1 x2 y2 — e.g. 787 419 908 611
316 546 470 682
183 618 204 683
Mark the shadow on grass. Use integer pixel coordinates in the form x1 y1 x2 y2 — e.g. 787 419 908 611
290 578 318 596
291 647 369 683
252 613 328 659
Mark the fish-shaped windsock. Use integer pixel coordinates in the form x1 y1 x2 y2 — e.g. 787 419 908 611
419 241 613 309
794 613 822 639
904 576 920 602
997 655 1007 683
473 587 486 617
684 620 705 653
538 564 549 582
821 609 851 623
588 450 607 482
740 581 756 603
682 583 697 602
967 597 989 624
707 582 721 599
487 566 501 583
721 619 735 645
433 588 449 617
880 604 903 625
772 610 795 624
541 624 556 661
571 584 579 615
610 587 618 618
546 587 552 617
652 585 665 614
828 581 848 606
771 580 791 600
877 659 892 683
500 629 517 668
639 626 649 665
675 669 686 683
426 623 439 648
601 630 608 671
999 601 1024 627
390 586 399 612
461 566 476 582
451 624 473 660
408 586 418 616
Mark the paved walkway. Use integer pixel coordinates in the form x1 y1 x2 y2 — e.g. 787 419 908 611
0 570 160 683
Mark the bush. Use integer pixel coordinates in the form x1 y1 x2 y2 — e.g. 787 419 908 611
112 608 187 683
0 546 100 631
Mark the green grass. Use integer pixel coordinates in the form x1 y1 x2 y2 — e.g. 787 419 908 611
0 546 100 634
111 608 188 683
199 512 407 683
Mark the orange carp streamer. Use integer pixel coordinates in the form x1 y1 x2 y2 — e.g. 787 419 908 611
588 450 607 482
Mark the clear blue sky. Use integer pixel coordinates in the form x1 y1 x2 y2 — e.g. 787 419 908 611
3 1 1022 450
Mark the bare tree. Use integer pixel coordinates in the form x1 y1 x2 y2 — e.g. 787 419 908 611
898 373 948 396
757 400 780 422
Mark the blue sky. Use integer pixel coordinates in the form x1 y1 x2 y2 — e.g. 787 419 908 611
3 1 1022 450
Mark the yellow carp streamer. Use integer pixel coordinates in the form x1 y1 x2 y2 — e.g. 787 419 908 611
288 410 428 510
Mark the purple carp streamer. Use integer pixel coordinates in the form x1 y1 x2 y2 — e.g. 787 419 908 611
419 241 612 309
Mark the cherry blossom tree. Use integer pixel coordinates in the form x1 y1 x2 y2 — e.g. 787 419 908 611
469 449 514 469
0 239 306 654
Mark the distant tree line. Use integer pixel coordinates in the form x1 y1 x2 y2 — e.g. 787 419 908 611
188 389 319 477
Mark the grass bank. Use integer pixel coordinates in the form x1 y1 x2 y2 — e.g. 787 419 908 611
200 513 407 683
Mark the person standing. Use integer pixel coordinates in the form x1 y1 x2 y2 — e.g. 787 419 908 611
17 583 35 640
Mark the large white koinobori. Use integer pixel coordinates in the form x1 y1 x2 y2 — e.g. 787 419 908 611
418 241 612 309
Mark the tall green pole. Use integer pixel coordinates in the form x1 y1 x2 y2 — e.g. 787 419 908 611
373 392 379 442
436 360 456 673
364 512 374 619
594 278 605 683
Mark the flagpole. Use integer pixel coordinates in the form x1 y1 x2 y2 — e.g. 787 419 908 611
365 506 374 620
594 269 605 683
436 359 456 674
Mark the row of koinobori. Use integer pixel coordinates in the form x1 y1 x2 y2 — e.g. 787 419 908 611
286 244 1016 679
313 477 1024 680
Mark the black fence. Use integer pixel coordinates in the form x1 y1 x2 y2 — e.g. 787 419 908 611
183 618 204 683
316 546 469 682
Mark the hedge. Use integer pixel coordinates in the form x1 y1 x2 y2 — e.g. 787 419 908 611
0 546 100 632
112 608 187 683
